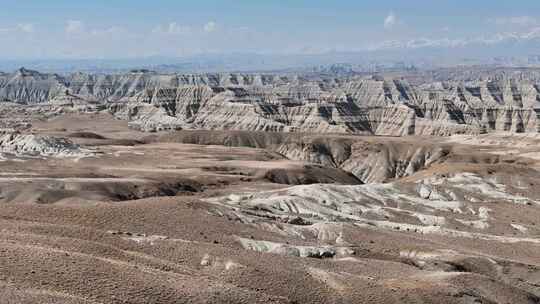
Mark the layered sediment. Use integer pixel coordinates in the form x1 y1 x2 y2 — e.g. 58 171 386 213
2 68 540 135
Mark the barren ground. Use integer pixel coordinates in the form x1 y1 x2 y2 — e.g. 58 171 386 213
1 113 539 303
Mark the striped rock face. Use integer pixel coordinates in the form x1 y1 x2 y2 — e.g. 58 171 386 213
2 68 540 136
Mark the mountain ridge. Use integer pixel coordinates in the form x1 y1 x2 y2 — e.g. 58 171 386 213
2 67 540 136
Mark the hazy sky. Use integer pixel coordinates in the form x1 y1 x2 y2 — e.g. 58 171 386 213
1 0 540 59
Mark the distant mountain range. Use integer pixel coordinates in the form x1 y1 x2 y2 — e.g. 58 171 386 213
1 48 540 75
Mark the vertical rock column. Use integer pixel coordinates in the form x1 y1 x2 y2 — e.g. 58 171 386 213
502 108 513 132
475 109 487 134
533 102 540 133
405 107 416 135
481 108 496 132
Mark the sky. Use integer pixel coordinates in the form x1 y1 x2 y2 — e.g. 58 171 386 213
1 0 540 60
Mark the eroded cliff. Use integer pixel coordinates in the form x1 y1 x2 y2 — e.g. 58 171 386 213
2 68 540 136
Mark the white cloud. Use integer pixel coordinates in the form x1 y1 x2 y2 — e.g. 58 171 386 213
17 23 35 33
204 21 217 33
366 26 540 52
384 12 396 29
152 22 191 35
91 26 126 36
65 20 84 34
153 21 217 35
488 16 538 26
521 27 540 39
0 24 35 34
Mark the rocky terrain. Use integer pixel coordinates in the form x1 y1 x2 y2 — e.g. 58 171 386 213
1 68 540 303
2 67 540 136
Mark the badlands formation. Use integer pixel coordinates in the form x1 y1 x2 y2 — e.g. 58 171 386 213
0 67 539 303
2 67 540 135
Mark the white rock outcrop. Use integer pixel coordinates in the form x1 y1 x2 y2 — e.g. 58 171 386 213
2 68 540 136
0 133 93 158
